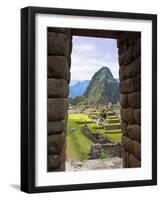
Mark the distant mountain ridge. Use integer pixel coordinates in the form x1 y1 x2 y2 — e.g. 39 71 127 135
69 80 90 98
84 67 119 104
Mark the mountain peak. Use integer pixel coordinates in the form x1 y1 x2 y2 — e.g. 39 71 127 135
84 67 119 104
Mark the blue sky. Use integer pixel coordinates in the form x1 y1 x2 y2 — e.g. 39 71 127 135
70 36 119 85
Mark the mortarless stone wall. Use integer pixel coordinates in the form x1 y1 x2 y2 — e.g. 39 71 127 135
118 32 141 168
47 28 72 172
47 29 141 171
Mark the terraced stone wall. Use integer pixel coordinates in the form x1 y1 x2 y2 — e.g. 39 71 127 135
47 28 72 171
118 32 141 167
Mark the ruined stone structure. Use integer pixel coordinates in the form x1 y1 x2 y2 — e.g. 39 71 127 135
47 28 141 171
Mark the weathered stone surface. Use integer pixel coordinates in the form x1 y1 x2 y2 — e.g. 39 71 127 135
48 154 64 171
121 122 128 136
48 32 70 56
120 78 134 93
128 92 141 108
119 66 126 81
66 71 71 84
119 57 140 81
122 149 128 168
133 109 141 124
128 32 141 45
119 38 141 65
117 32 131 46
53 162 66 172
127 124 141 142
48 56 69 80
121 108 134 124
118 32 140 46
48 78 69 98
132 140 141 160
122 137 133 153
48 132 66 154
48 27 71 34
124 57 140 78
48 143 66 171
120 94 128 108
48 98 68 121
134 74 141 92
48 120 66 134
120 75 140 93
129 153 141 168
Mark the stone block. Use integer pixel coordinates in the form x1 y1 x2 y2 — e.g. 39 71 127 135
48 98 68 121
129 153 141 168
48 120 66 134
121 108 134 124
120 75 140 93
122 149 128 168
120 94 128 108
48 142 66 171
124 57 141 78
133 109 141 124
119 38 141 65
128 92 141 108
48 132 66 154
48 78 69 98
48 32 70 56
127 124 141 142
132 140 141 160
120 78 134 93
48 56 69 80
122 136 133 153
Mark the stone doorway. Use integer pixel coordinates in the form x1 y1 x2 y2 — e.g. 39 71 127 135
47 27 141 172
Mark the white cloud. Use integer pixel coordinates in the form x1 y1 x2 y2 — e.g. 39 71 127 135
71 36 119 81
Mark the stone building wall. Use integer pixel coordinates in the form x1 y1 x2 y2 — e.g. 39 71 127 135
47 28 72 172
118 32 141 167
47 29 141 171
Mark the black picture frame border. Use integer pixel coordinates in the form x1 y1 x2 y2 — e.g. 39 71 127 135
21 6 157 193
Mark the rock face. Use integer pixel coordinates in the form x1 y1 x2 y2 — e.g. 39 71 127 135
84 67 120 104
66 157 123 171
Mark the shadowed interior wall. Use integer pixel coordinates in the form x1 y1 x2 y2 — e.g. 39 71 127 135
47 28 141 171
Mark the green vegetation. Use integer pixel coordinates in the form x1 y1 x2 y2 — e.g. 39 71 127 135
84 67 120 104
69 114 93 123
100 152 109 159
105 133 122 142
66 114 92 161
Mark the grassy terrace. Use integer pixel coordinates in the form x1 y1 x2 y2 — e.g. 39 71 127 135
100 122 121 126
66 114 92 161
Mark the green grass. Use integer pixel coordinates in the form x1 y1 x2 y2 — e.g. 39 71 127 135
87 123 104 129
90 128 122 134
108 116 118 119
69 114 93 123
101 122 121 126
108 118 119 121
105 133 122 142
66 114 92 161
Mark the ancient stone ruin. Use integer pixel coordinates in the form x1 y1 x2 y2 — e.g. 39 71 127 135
47 28 141 171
